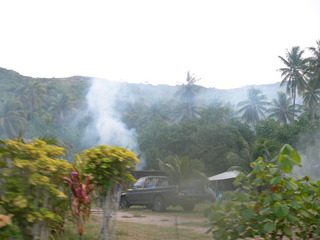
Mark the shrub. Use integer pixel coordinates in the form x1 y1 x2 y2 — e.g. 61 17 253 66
205 144 320 239
0 139 73 240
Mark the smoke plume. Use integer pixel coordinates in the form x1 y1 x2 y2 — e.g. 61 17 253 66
83 78 143 168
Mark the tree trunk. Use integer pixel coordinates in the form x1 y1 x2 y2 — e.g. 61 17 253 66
110 185 122 238
32 191 50 240
99 189 111 240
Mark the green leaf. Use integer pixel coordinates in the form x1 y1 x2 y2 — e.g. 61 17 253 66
290 200 302 209
260 207 271 215
241 208 254 220
270 176 281 185
234 193 250 202
270 168 280 175
263 222 276 233
272 193 282 201
273 203 289 217
287 214 299 223
264 196 273 204
284 180 298 191
301 210 311 218
277 144 301 173
253 161 265 172
253 177 264 185
283 225 292 236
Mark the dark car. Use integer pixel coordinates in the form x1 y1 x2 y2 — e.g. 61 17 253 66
119 176 209 212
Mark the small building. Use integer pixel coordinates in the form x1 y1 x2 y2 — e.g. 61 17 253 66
208 171 240 198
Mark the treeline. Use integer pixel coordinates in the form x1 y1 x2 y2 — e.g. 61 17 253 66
0 40 320 178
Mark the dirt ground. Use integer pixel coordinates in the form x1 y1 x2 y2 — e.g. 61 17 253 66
92 208 209 234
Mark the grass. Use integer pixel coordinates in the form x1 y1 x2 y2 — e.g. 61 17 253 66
113 221 211 240
57 201 213 240
58 220 211 240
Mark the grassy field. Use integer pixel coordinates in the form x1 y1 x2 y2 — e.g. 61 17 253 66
60 219 212 240
58 201 213 240
124 201 212 218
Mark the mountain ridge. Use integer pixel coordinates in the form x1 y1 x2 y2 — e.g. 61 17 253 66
0 67 284 105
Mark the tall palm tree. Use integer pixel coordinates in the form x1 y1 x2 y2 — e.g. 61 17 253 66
174 72 202 121
307 40 320 88
302 81 320 120
268 92 295 124
237 88 269 126
278 46 307 118
172 102 201 122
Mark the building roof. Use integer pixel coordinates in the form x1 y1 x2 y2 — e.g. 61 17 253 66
208 171 240 181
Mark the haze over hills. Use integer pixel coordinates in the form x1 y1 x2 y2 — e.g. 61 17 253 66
0 67 286 106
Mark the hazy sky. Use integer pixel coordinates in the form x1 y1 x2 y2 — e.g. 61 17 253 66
1 0 320 89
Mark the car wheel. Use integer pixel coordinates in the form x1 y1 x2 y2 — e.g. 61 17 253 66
182 203 195 212
152 195 165 212
120 197 130 209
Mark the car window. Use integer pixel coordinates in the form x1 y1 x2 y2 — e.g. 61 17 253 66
133 178 145 188
157 178 169 187
145 177 158 188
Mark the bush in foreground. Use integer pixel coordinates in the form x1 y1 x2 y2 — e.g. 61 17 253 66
206 144 320 239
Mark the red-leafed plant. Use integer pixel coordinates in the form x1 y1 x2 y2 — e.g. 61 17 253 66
63 169 95 240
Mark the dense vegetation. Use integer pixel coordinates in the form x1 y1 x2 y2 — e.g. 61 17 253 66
0 40 320 180
206 145 320 239
0 138 139 240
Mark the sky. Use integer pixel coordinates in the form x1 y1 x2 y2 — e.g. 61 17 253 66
1 0 320 89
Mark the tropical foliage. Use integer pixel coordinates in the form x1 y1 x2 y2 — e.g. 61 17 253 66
78 145 139 240
278 46 307 118
0 138 73 240
205 145 320 239
237 88 269 126
159 155 208 187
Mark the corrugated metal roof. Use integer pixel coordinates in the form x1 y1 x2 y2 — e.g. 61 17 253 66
208 171 240 181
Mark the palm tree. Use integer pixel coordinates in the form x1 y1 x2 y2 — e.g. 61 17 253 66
15 81 48 121
237 88 269 126
172 102 201 122
307 40 320 88
199 100 235 124
159 155 208 187
251 138 281 162
174 72 202 121
0 99 26 138
48 93 77 123
268 92 295 124
225 137 252 173
278 46 308 118
302 81 320 120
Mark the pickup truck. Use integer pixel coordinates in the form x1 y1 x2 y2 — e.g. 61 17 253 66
119 176 209 212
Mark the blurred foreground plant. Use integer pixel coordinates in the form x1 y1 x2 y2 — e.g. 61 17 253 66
0 213 21 240
77 145 139 240
63 168 94 240
0 138 73 240
205 144 320 239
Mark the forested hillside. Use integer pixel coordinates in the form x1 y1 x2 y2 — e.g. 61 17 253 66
1 41 320 182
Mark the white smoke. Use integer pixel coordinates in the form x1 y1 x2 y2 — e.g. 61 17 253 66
84 78 143 168
292 131 320 181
